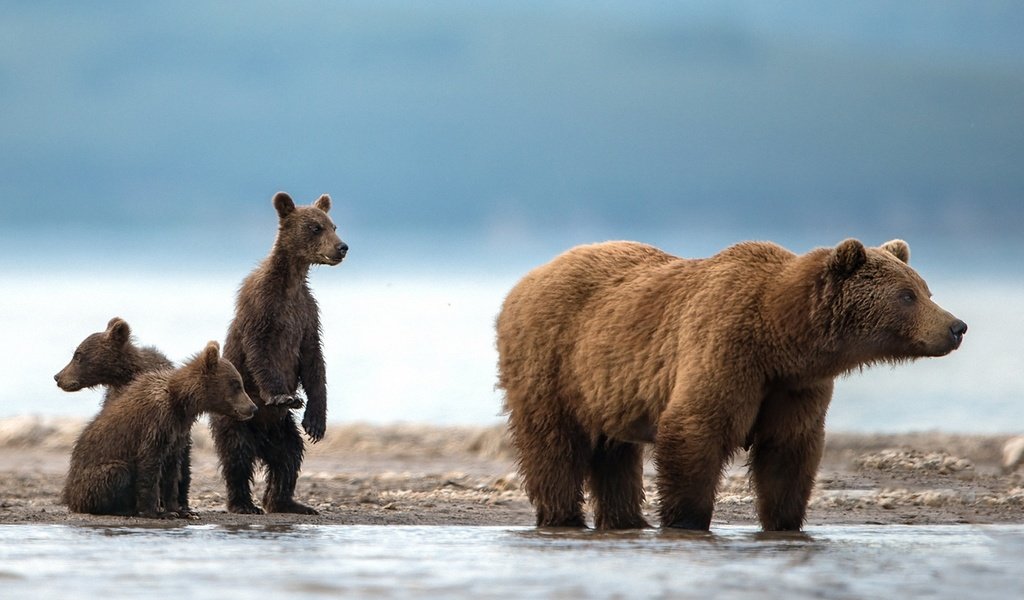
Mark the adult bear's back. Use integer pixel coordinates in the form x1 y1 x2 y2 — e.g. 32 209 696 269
496 241 676 406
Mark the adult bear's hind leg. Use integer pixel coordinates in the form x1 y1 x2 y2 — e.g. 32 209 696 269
589 438 650 529
508 398 591 528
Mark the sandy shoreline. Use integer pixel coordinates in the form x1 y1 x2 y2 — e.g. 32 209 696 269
1 417 1021 528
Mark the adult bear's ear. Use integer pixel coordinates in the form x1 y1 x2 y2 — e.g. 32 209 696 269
879 239 910 264
273 192 295 219
203 341 221 372
106 317 131 346
313 194 331 213
829 239 867 278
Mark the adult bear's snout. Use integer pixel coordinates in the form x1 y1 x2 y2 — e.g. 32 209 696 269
950 319 967 349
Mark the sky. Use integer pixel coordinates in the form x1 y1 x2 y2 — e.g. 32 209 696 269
1 2 1022 429
1 0 1022 274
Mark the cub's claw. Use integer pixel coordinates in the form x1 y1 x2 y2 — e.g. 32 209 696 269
302 412 325 443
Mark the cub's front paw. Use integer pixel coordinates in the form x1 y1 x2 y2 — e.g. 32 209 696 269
266 394 305 409
302 412 325 443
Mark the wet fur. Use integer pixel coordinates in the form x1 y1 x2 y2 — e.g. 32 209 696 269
210 192 347 515
54 317 174 403
53 317 202 514
63 342 256 517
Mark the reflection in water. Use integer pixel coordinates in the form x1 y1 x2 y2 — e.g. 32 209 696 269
0 524 1021 599
89 522 315 540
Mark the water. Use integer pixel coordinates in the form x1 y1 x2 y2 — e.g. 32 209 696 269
2 266 1022 432
0 524 1021 599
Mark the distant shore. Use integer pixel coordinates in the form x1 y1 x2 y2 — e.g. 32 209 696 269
1 417 1021 528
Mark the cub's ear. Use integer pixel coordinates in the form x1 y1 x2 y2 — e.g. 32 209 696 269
202 341 221 372
106 317 131 346
880 239 910 264
313 194 331 213
829 239 867 278
273 192 296 219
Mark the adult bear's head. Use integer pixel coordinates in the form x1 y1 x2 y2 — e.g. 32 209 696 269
820 238 966 364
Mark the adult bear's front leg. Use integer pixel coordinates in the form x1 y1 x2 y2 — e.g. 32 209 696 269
748 382 831 531
654 381 760 530
654 426 724 528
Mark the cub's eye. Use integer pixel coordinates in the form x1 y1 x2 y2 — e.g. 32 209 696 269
309 224 323 234
72 350 82 361
899 291 916 306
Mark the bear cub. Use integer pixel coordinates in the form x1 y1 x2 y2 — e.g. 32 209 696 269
63 341 257 518
54 317 173 403
54 317 202 515
211 191 347 514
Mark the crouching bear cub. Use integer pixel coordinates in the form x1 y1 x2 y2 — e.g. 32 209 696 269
496 239 967 531
63 341 257 517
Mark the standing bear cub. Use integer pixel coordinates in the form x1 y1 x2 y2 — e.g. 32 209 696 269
496 239 967 531
63 341 257 517
211 191 347 514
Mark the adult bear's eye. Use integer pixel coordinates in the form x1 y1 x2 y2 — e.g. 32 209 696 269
309 224 323 234
898 290 916 306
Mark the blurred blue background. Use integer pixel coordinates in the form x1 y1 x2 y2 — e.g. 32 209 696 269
1 1 1022 430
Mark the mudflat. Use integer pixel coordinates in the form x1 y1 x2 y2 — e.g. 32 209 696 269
0 417 1021 528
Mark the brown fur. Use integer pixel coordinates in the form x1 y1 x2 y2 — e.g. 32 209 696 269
210 191 347 514
54 317 199 514
63 342 257 517
54 317 173 402
496 239 967 531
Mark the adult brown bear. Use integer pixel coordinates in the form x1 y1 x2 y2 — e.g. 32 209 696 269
496 239 966 531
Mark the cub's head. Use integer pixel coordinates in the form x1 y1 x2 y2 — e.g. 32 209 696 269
272 191 348 266
823 239 966 363
195 341 258 421
54 317 137 391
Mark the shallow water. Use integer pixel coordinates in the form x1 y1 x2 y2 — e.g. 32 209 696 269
0 524 1021 599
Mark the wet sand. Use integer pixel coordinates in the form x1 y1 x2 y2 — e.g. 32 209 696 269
1 417 1021 528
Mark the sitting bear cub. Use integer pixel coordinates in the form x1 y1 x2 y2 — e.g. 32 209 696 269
54 317 201 514
54 317 173 403
63 341 257 517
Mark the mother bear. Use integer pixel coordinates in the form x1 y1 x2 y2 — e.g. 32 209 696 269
496 239 966 531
